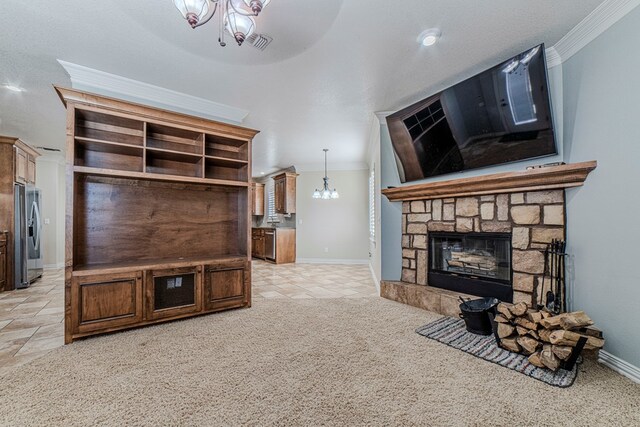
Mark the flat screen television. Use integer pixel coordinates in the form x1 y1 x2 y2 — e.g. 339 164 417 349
386 44 557 183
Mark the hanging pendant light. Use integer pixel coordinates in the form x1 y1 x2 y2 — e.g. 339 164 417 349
173 0 212 28
243 0 271 15
171 0 269 48
313 149 339 200
225 8 256 45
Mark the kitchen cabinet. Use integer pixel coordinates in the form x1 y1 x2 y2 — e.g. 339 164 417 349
0 137 40 292
251 228 266 259
251 182 264 216
273 172 298 214
252 227 295 264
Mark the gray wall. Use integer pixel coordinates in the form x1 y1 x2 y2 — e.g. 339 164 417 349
562 7 640 367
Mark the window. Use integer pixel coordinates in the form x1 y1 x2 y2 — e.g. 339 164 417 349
267 179 277 222
369 166 375 240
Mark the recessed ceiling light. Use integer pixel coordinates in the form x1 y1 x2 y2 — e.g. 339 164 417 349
3 84 24 92
418 29 441 47
260 171 265 175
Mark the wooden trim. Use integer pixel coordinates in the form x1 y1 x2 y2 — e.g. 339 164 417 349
381 161 597 202
55 86 259 141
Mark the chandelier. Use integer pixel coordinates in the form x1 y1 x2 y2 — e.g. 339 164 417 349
172 0 271 46
313 149 339 200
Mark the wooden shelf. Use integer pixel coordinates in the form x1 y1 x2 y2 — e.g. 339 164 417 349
146 147 203 163
73 255 247 277
205 155 248 165
73 166 249 187
75 109 144 146
381 161 598 201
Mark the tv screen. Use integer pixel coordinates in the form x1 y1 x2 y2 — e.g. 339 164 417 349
386 44 557 183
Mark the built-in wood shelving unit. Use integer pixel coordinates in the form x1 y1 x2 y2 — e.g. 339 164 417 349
56 86 259 343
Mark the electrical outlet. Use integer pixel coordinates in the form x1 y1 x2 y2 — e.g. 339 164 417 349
298 219 303 225
44 218 50 225
324 247 329 253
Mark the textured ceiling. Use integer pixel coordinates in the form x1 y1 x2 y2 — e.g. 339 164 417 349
0 0 603 174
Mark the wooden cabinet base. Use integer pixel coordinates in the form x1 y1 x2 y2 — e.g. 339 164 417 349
65 258 251 343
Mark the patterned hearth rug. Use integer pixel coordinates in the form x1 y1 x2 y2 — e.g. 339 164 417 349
416 316 579 387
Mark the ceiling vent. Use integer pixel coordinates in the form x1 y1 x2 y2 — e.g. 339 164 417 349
246 33 273 51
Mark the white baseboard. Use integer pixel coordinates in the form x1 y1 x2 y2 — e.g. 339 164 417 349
44 263 64 270
599 350 640 384
369 263 380 293
296 258 369 265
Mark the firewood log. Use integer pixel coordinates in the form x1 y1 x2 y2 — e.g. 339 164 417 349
527 311 544 324
576 325 603 338
538 329 552 343
528 351 545 368
540 311 592 330
500 337 521 353
527 330 540 340
510 302 529 317
549 330 605 350
559 311 594 330
514 317 538 331
540 345 561 371
540 310 552 319
496 303 513 320
516 326 528 336
552 345 573 361
497 323 515 339
494 314 510 324
517 336 540 355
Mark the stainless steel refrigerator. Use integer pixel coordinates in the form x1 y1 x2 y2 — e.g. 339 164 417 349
14 184 43 288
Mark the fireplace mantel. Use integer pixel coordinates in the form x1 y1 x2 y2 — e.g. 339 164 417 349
382 161 597 202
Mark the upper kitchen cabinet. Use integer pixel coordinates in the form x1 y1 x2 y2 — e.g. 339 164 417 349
251 182 264 216
273 172 298 214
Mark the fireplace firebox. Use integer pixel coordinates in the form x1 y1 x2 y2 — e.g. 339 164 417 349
429 232 512 302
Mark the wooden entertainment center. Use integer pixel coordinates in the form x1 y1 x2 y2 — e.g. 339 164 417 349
56 87 259 343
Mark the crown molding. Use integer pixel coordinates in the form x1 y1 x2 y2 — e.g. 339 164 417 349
552 0 640 64
57 60 249 124
544 47 562 68
295 161 369 173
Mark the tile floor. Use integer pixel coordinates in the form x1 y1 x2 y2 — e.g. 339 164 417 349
0 261 377 374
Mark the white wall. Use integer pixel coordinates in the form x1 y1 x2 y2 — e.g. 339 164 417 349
35 156 65 268
296 170 369 263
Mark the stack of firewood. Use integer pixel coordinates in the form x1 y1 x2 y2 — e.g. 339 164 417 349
494 302 604 371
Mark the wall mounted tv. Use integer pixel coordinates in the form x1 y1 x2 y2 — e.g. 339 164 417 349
386 44 557 183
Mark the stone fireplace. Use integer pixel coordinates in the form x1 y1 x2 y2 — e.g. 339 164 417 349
380 161 597 317
400 190 565 305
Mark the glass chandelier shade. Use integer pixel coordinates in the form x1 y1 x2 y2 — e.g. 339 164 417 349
173 0 211 28
243 0 271 15
225 9 256 45
313 149 339 200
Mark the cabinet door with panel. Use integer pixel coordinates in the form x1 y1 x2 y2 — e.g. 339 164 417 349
145 266 202 320
15 146 27 184
72 271 143 335
251 182 265 216
27 154 36 184
204 260 249 311
273 172 297 214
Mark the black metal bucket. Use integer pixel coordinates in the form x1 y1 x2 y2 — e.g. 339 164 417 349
458 297 500 335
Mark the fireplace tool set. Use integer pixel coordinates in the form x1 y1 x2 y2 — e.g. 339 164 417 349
538 239 567 314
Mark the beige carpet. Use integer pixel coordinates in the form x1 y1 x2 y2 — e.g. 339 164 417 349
0 298 638 426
